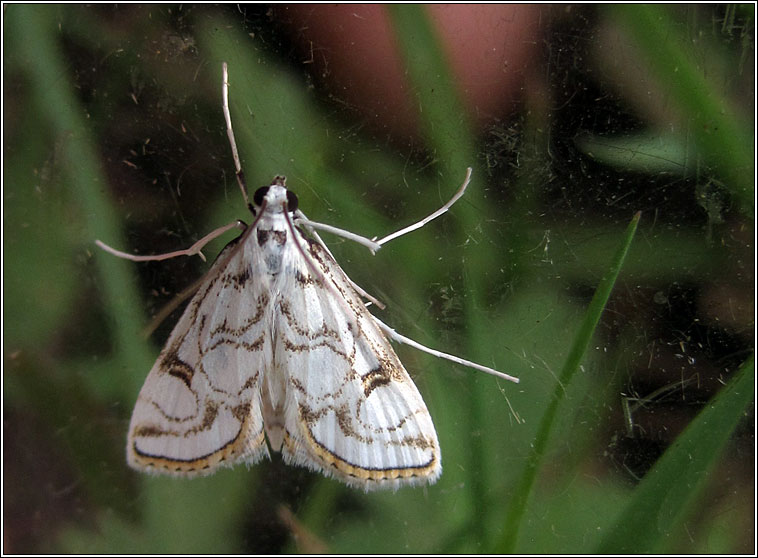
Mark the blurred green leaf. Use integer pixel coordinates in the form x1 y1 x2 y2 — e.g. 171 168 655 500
608 4 754 214
9 4 154 399
596 355 754 553
3 126 79 349
386 4 478 174
496 211 641 553
58 470 256 553
386 6 503 547
575 132 695 175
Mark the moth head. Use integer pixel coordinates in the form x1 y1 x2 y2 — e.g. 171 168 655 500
253 178 299 213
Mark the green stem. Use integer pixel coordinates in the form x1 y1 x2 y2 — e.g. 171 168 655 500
495 211 642 552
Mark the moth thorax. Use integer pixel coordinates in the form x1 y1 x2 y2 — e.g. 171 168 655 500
253 182 298 212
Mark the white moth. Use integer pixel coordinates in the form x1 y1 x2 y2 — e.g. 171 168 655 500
96 62 518 490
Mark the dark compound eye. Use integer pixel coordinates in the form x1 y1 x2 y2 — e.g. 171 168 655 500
286 190 299 212
253 186 269 207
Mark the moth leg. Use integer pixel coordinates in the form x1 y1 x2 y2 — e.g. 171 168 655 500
373 315 519 384
294 216 385 309
95 220 246 263
139 273 208 338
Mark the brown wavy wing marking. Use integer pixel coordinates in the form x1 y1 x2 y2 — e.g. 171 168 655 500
296 362 438 486
128 248 269 476
284 398 439 487
130 396 267 476
275 237 440 487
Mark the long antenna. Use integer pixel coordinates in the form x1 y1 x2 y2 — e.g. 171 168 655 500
374 167 472 246
222 62 250 207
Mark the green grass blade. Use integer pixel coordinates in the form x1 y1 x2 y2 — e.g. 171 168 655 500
11 5 153 398
385 4 478 174
386 6 498 545
596 355 754 553
608 4 754 215
495 211 642 553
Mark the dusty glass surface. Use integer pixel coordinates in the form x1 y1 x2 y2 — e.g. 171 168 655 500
3 4 754 553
